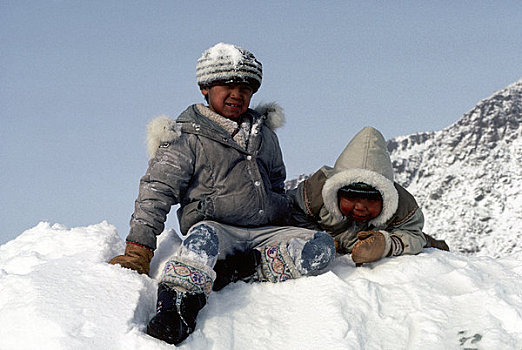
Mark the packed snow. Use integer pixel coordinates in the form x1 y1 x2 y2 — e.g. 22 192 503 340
1 221 522 349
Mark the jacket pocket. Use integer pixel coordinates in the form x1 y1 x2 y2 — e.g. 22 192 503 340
178 198 214 235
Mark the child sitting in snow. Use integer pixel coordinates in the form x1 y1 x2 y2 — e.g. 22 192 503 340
289 126 448 265
109 43 335 345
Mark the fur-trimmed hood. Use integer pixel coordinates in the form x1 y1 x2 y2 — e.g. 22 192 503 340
146 102 285 158
322 126 399 227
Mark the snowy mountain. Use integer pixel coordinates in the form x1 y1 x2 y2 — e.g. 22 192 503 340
387 78 522 258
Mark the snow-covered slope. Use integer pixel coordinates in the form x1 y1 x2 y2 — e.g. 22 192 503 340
387 78 522 257
1 222 522 350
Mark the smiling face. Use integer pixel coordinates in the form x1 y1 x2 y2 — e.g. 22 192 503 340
201 83 254 120
339 194 383 223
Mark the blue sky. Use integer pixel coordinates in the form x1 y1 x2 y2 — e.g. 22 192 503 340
1 1 521 244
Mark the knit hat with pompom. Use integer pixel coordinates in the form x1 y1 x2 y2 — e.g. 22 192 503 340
196 43 263 93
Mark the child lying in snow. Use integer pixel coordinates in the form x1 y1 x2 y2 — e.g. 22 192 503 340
289 126 449 265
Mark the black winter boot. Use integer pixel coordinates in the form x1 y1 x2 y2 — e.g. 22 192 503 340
147 283 207 345
212 249 262 291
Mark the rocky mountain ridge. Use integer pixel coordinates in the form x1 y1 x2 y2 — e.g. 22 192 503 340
387 78 521 257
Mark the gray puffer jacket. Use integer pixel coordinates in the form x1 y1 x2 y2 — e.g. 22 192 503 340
126 103 290 250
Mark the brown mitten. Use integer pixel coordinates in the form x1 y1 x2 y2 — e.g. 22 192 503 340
109 243 154 275
351 231 387 264
424 232 450 251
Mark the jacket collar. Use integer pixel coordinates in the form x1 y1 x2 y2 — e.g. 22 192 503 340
146 102 285 158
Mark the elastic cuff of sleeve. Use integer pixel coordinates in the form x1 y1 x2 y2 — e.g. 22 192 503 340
389 235 404 256
126 241 154 252
379 230 392 258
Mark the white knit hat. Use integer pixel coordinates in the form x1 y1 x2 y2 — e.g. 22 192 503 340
196 43 263 92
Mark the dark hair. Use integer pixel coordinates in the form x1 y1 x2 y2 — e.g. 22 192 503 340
338 183 382 201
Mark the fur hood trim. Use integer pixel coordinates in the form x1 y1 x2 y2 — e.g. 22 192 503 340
322 168 399 227
253 102 285 130
146 115 182 158
146 102 284 158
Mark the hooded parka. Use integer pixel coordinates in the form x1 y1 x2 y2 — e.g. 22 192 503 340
290 126 427 256
126 103 290 250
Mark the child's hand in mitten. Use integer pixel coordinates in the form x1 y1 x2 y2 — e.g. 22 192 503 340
109 243 153 275
351 231 387 264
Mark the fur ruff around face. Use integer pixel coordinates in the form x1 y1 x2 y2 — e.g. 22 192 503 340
146 102 285 158
322 168 399 227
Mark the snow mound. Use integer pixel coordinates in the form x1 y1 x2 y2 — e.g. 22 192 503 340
1 222 522 349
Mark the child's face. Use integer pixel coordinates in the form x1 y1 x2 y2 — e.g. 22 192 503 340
339 195 382 223
201 83 254 120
